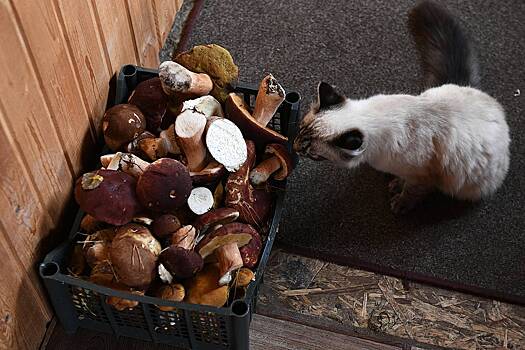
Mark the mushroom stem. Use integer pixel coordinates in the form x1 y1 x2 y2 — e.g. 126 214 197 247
159 124 180 154
249 156 282 185
175 110 208 171
159 61 213 96
103 152 150 177
216 243 243 286
172 225 197 250
252 74 285 126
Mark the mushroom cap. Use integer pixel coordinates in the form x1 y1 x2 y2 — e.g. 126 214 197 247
128 77 168 133
196 222 256 259
155 284 185 311
110 223 161 288
83 228 115 268
185 263 229 307
106 287 144 311
80 214 109 234
102 104 146 151
224 93 287 148
175 44 239 103
235 268 255 288
193 208 239 235
75 170 142 226
126 131 156 158
265 143 293 180
189 161 226 185
239 228 262 268
151 214 182 239
159 246 204 279
225 141 272 227
136 158 192 212
89 260 116 287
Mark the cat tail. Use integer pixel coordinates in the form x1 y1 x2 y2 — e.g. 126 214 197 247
408 1 480 88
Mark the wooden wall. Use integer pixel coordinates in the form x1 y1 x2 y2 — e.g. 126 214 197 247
0 1 181 349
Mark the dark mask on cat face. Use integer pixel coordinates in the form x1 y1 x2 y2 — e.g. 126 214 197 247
293 82 366 165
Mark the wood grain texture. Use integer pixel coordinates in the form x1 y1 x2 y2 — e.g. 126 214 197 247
258 251 525 350
10 0 97 175
126 0 160 68
152 0 179 48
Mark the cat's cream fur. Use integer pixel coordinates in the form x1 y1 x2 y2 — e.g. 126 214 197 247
296 84 510 204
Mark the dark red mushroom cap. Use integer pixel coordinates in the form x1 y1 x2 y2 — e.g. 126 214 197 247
136 158 192 212
102 104 146 151
74 170 141 226
193 208 240 235
151 214 182 239
239 229 262 268
159 246 204 279
196 222 256 259
128 77 168 134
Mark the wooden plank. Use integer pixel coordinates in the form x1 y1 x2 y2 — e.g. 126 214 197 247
258 251 525 350
251 314 401 350
0 224 50 350
92 0 139 76
10 0 97 175
126 0 160 68
54 0 112 136
151 0 179 48
0 0 72 223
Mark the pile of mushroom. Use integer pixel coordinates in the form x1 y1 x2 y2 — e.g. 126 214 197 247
69 44 293 311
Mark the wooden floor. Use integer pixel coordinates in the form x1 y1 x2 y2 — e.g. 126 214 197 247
43 314 398 350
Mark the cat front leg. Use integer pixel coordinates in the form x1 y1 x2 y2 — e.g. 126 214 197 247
388 177 405 195
390 182 432 214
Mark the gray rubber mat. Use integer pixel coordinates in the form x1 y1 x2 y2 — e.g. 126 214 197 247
183 0 525 302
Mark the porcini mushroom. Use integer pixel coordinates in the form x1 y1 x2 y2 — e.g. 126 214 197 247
155 284 185 311
193 208 240 236
128 77 168 134
106 288 144 311
189 161 226 185
205 117 247 172
239 228 262 268
102 152 150 178
136 158 192 212
185 263 229 307
151 214 182 239
249 143 293 185
110 223 161 288
225 141 272 227
159 61 213 97
225 93 287 147
74 170 142 226
187 187 214 215
175 109 208 171
138 124 181 161
83 228 115 268
80 214 108 234
174 44 239 103
252 74 286 126
181 95 224 118
160 225 203 279
126 131 156 158
102 104 146 151
235 268 255 288
196 223 257 285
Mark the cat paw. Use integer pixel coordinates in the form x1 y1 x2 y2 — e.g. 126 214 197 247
390 193 417 215
388 178 404 195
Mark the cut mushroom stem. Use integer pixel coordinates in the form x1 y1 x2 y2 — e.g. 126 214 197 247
159 61 213 96
102 152 150 177
205 117 247 172
187 187 214 215
216 243 243 286
249 156 281 185
175 110 208 171
252 74 285 126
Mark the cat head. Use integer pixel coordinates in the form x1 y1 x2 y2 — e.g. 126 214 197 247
293 82 367 167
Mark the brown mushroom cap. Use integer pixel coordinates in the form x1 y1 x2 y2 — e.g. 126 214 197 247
185 263 229 307
106 287 144 311
136 158 192 212
151 214 181 239
79 214 108 234
196 223 255 259
110 223 161 288
128 77 168 133
102 104 146 151
83 228 115 268
225 93 287 148
239 228 262 269
159 246 204 279
155 284 185 311
235 268 255 287
74 170 142 226
193 208 240 235
89 260 116 287
126 131 156 158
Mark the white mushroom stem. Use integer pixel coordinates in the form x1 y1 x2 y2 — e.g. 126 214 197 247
175 110 208 171
205 118 247 172
249 156 282 185
102 152 150 177
172 225 197 250
159 61 213 96
181 95 224 118
216 243 243 286
187 187 214 215
252 74 285 126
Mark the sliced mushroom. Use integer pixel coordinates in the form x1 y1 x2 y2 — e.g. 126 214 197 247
175 109 208 172
136 158 192 212
252 74 285 126
187 187 214 215
74 170 142 226
159 61 213 96
102 104 146 151
205 117 247 172
128 77 168 134
249 143 293 185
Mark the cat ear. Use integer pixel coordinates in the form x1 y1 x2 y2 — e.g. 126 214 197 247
317 82 345 110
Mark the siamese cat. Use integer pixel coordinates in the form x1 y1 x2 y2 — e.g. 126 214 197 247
293 1 510 214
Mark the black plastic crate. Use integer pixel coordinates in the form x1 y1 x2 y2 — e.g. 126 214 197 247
39 65 300 349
